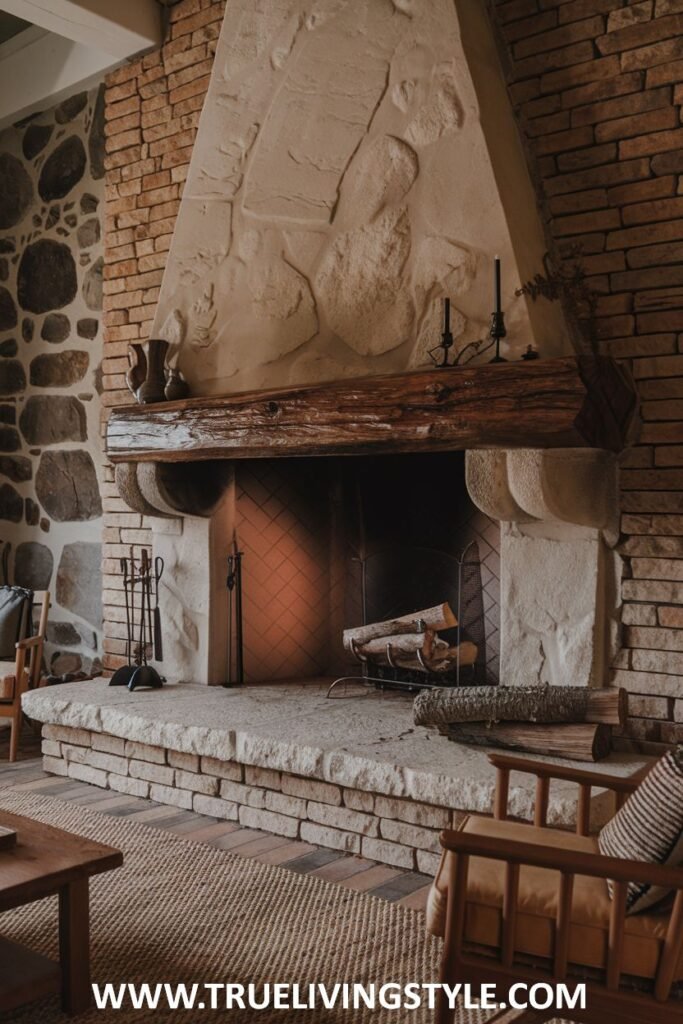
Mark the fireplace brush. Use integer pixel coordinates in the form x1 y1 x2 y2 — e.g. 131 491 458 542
109 547 164 690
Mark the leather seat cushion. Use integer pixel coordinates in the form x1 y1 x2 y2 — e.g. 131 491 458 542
426 815 681 981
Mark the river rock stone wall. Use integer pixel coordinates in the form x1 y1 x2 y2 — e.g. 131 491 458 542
0 84 105 676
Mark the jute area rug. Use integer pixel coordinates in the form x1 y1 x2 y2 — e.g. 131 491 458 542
0 790 479 1024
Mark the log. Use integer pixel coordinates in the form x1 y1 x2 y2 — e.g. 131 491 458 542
342 603 457 653
352 631 448 662
387 641 478 675
444 722 612 762
106 356 639 463
413 685 627 728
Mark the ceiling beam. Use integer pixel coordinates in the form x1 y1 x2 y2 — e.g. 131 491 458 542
0 0 162 60
0 27 112 131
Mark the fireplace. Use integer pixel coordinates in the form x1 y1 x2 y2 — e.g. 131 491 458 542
226 451 499 690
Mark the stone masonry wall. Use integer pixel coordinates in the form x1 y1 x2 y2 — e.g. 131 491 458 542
0 85 106 676
42 723 466 873
101 0 225 675
491 0 683 752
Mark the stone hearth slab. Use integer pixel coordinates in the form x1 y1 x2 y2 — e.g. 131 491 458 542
23 680 648 824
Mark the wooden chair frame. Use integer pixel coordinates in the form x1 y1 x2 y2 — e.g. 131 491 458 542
436 753 683 1024
0 590 50 762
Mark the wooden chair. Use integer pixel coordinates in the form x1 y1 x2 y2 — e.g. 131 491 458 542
0 590 50 761
429 752 683 1024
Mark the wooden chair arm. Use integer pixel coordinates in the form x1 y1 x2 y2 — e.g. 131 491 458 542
488 752 645 793
439 827 683 890
15 636 43 651
487 752 648 834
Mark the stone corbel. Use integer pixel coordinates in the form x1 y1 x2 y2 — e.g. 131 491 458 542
465 447 621 689
115 460 234 519
465 448 619 542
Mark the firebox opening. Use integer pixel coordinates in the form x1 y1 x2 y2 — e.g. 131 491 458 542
229 452 500 689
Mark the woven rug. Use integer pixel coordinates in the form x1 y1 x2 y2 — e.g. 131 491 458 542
0 790 484 1024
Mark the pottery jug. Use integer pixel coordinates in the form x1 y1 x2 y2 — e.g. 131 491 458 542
137 339 169 404
164 367 190 401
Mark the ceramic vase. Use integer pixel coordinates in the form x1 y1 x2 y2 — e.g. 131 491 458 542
137 339 169 404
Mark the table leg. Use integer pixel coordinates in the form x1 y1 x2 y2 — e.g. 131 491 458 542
59 878 91 1015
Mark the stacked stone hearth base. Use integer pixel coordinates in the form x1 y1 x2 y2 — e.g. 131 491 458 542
41 723 459 873
25 680 649 872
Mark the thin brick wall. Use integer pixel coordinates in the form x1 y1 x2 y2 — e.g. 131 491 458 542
491 0 683 751
100 0 225 674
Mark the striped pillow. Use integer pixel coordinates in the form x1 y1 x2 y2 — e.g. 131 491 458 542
598 745 683 915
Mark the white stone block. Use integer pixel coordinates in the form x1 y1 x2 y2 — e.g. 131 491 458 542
85 750 129 776
238 806 299 838
379 817 441 853
125 740 166 764
373 795 450 830
175 769 218 796
307 800 378 837
129 760 174 786
109 774 150 799
149 784 193 809
169 750 200 773
282 774 341 806
220 780 266 809
416 850 441 876
361 836 414 870
67 763 108 788
92 733 126 756
61 743 89 765
342 788 374 813
44 724 91 747
201 756 243 781
42 754 68 777
265 790 306 819
300 821 361 855
41 739 61 758
245 765 281 790
193 794 239 821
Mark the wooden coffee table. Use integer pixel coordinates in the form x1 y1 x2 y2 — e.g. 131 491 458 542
0 810 123 1015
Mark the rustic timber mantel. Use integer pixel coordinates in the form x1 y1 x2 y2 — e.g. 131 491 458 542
106 356 638 464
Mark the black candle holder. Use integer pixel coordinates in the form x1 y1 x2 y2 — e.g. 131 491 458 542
489 310 507 363
428 300 456 367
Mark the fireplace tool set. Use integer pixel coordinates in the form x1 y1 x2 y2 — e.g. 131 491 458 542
110 549 165 690
223 537 244 687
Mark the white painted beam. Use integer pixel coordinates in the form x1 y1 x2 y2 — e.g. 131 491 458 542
0 0 162 60
0 27 113 131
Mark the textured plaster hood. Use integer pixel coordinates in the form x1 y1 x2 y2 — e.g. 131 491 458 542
151 0 572 396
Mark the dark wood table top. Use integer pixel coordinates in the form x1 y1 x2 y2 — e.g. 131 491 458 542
0 810 123 912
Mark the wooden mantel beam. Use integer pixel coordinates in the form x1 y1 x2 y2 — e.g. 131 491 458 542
105 356 639 464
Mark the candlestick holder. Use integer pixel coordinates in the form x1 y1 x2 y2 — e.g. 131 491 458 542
428 300 456 367
488 310 507 363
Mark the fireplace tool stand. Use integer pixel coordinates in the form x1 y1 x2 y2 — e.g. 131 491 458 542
109 548 164 690
327 542 484 699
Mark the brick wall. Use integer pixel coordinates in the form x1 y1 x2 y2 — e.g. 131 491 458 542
491 0 683 750
101 0 225 673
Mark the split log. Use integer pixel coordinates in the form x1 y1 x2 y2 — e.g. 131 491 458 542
352 631 448 662
342 602 457 653
445 722 612 762
386 640 478 675
414 685 627 728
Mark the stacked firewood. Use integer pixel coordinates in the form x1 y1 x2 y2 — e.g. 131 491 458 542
414 684 628 761
343 602 476 675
